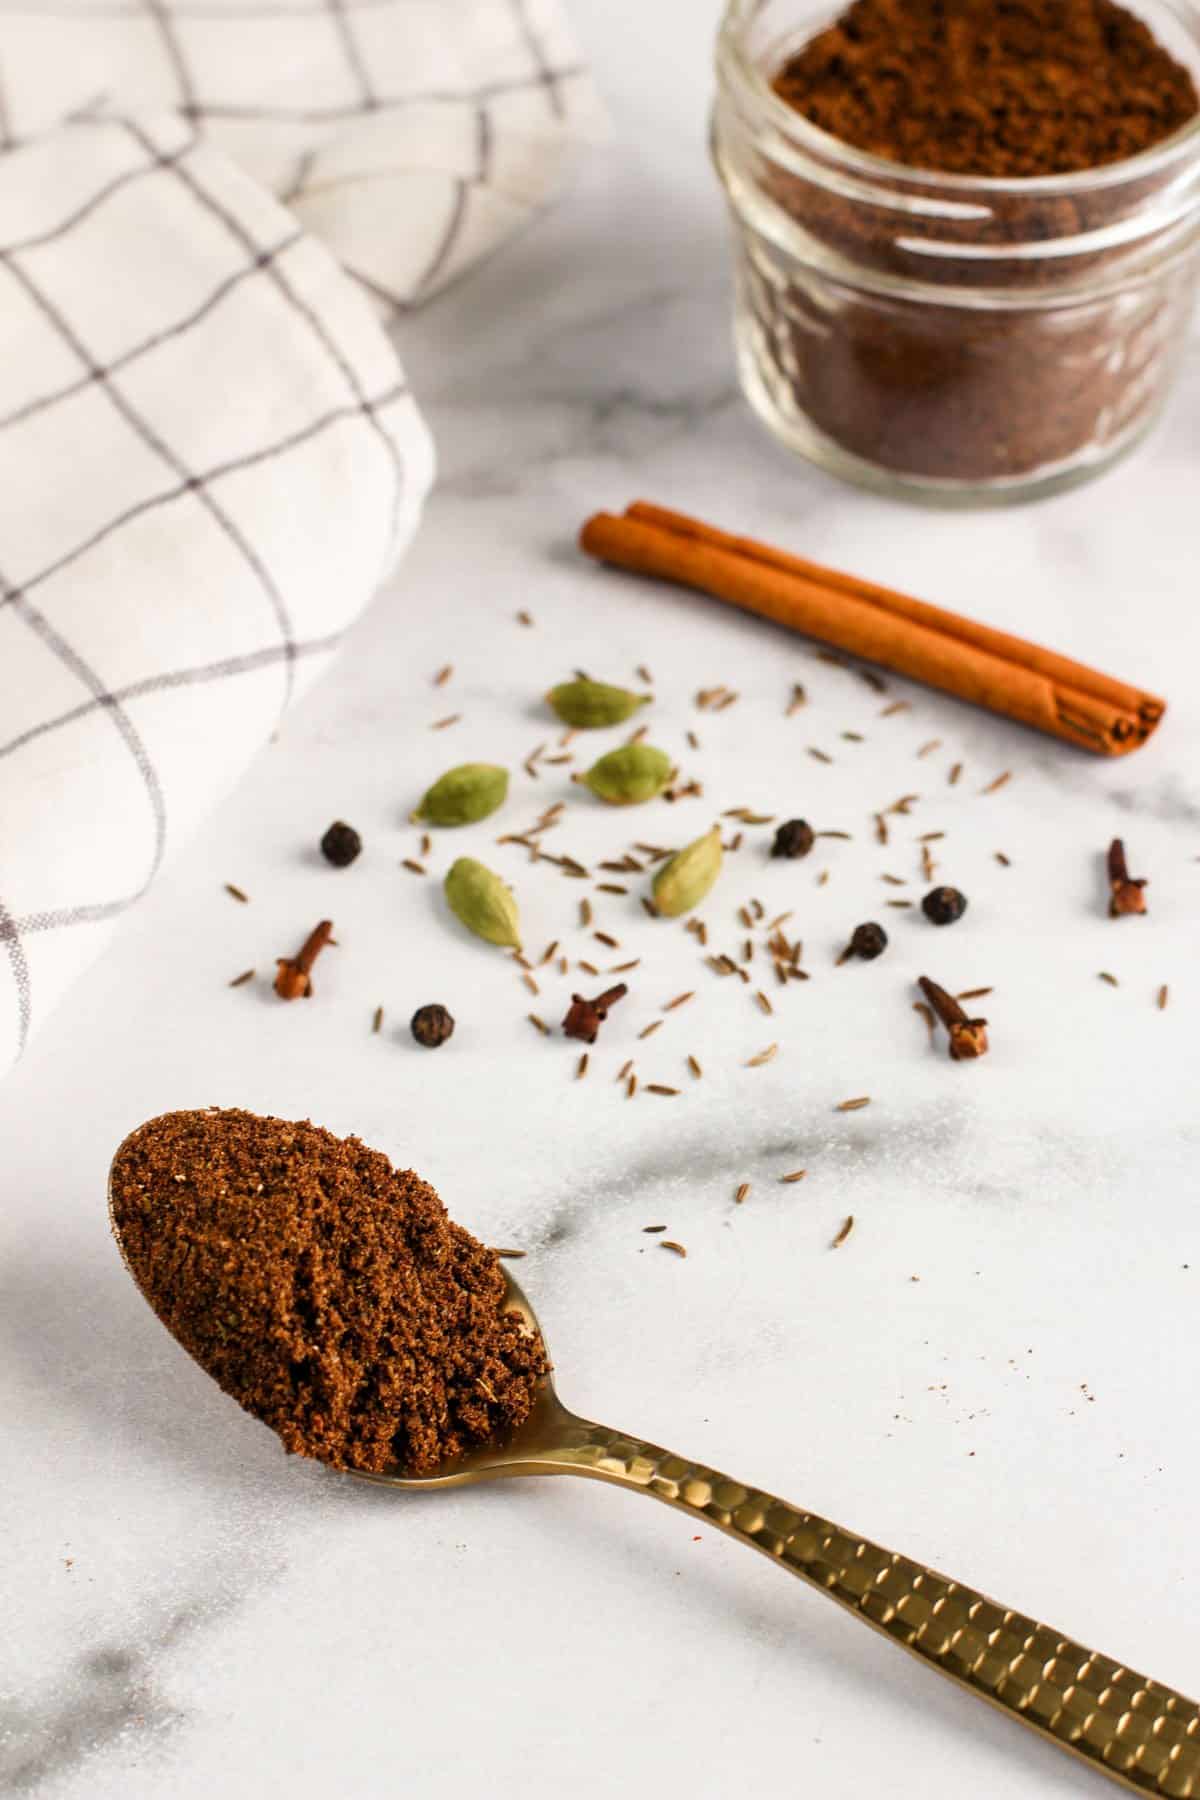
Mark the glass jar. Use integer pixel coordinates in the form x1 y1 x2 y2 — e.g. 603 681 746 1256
713 0 1200 504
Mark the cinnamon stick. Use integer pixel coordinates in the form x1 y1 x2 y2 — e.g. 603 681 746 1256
579 502 1164 755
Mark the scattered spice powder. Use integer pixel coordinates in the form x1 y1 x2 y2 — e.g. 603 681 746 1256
224 883 249 904
109 1109 549 1476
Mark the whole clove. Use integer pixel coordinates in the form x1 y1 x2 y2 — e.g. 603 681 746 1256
918 976 988 1061
1107 838 1147 917
274 920 334 1000
562 983 628 1044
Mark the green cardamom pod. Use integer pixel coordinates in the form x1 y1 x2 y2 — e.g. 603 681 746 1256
416 763 509 827
652 826 724 917
444 858 521 949
546 678 650 729
578 744 673 806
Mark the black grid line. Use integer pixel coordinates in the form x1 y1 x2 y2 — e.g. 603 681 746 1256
0 891 32 1057
3 133 195 257
3 579 168 891
510 0 565 120
0 227 302 434
0 244 302 703
411 178 469 301
134 65 586 123
325 0 377 111
119 117 407 555
142 0 198 114
0 384 408 613
0 630 343 762
476 105 492 185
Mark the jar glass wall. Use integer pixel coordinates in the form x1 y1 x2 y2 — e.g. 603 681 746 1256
713 0 1200 504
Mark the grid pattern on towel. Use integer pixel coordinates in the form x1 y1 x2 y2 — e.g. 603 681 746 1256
0 111 434 1072
0 0 605 308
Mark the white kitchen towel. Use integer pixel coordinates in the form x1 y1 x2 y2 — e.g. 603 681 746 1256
0 1 603 1075
0 110 436 1076
0 0 606 309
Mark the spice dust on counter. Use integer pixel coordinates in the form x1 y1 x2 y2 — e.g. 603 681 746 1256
109 1109 548 1476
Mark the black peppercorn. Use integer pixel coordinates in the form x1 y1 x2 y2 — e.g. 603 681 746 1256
320 820 362 868
411 1004 455 1048
921 886 968 926
771 818 815 859
847 921 888 960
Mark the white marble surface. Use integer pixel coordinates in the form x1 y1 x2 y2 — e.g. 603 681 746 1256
4 4 1200 1796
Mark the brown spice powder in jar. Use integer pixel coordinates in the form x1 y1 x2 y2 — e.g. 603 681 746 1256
109 1108 548 1476
715 0 1200 493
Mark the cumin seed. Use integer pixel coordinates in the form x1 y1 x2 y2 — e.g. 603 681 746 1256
641 897 659 919
576 1052 589 1078
836 1096 871 1112
816 830 852 841
647 1084 680 1096
995 851 1012 867
1158 984 1170 1010
746 1043 778 1067
949 762 963 785
808 747 833 764
880 701 909 717
495 1247 526 1259
229 968 255 988
643 1224 666 1234
594 931 619 949
617 1060 633 1082
402 859 427 875
1098 971 1119 986
956 987 993 1000
664 992 695 1012
787 684 807 716
734 1182 751 1204
433 663 453 687
982 771 1012 794
597 883 628 895
755 990 774 1015
917 739 942 758
659 1240 687 1257
224 883 249 904
578 960 600 976
687 1055 703 1079
522 972 539 995
431 714 461 730
516 610 534 626
832 1215 855 1248
627 1073 638 1098
886 900 914 909
527 1014 548 1035
636 664 653 685
780 1169 807 1184
686 730 700 750
639 1021 663 1040
372 1005 384 1034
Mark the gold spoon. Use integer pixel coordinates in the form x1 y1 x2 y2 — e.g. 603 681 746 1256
109 1147 1198 1799
358 1268 1199 1798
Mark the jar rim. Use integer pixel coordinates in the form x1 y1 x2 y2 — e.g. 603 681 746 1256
716 0 1200 197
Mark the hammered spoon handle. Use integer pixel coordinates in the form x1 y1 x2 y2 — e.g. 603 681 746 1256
525 1415 1200 1797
